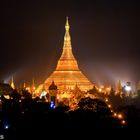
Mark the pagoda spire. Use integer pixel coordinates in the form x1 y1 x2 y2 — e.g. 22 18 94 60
63 16 71 49
10 76 15 89
56 17 79 70
42 18 94 91
65 17 69 31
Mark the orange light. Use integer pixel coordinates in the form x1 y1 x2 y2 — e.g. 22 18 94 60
113 113 117 117
121 120 126 125
108 104 111 108
111 110 113 113
118 113 123 119
99 88 102 92
106 87 110 91
105 98 108 102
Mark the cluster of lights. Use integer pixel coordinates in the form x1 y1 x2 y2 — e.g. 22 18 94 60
104 98 126 126
57 92 72 102
105 98 112 109
113 112 126 125
98 86 111 94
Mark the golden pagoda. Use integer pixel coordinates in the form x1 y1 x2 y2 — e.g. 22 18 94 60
43 18 93 92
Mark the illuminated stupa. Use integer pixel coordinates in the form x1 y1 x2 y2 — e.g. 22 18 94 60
43 18 93 91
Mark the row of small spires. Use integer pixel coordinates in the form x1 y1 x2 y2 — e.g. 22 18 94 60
10 77 35 90
9 77 140 92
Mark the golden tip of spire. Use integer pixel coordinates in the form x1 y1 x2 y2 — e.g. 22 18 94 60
65 16 70 30
66 16 69 25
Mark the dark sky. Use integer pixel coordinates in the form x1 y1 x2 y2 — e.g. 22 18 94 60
0 0 140 88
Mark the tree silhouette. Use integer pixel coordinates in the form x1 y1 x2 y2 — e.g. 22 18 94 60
10 89 21 102
78 97 111 115
21 90 32 100
0 83 13 95
87 86 100 98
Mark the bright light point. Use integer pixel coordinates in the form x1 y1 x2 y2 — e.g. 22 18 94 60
50 101 55 109
118 114 123 119
113 113 117 117
3 95 10 99
99 88 102 92
111 110 113 113
26 87 31 92
125 86 131 91
105 98 108 102
40 91 47 99
108 104 111 108
121 120 126 125
4 125 9 129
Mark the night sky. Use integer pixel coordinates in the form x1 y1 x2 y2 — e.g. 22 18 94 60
0 0 140 88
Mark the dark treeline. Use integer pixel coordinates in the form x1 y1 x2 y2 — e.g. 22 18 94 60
0 84 140 139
